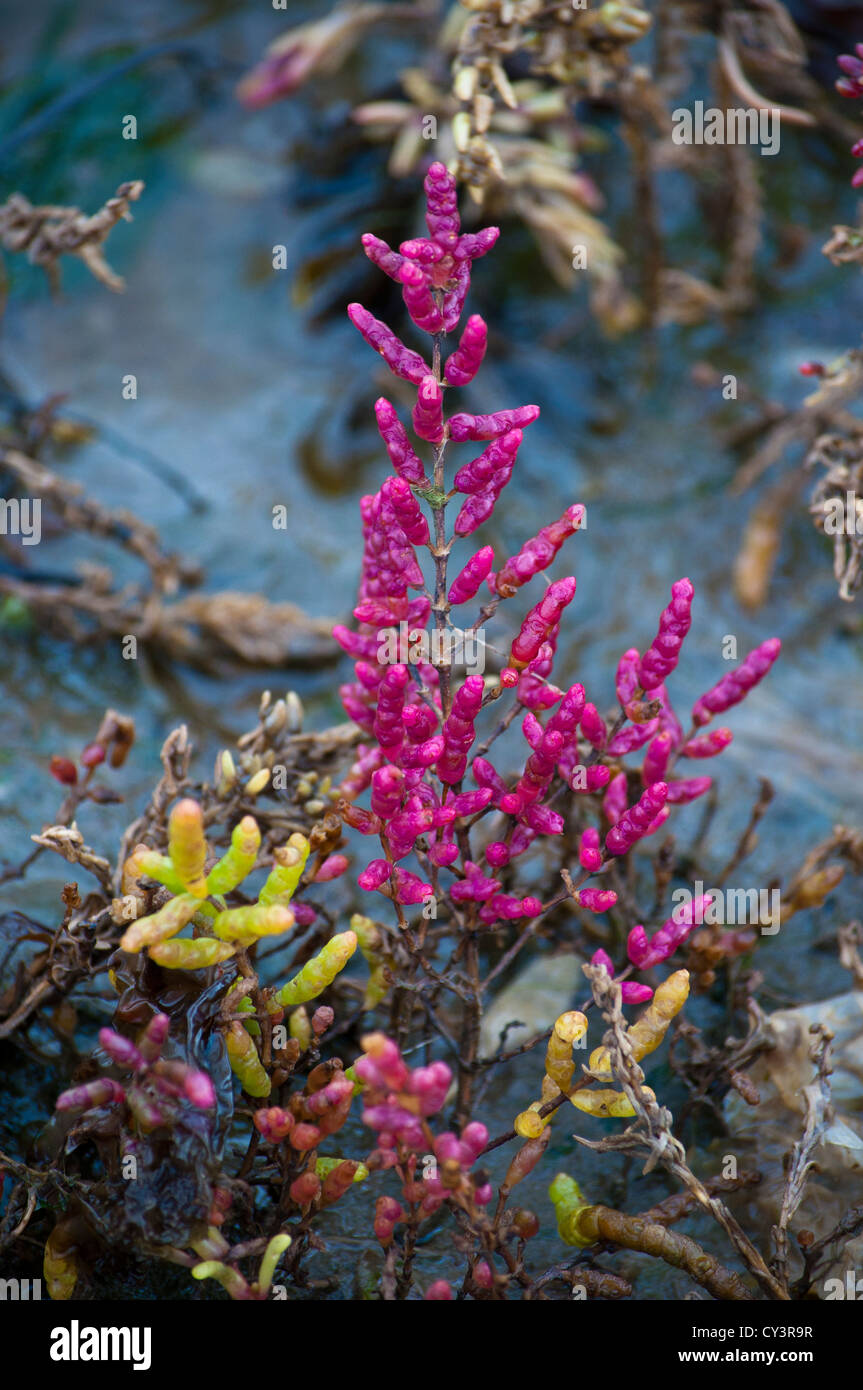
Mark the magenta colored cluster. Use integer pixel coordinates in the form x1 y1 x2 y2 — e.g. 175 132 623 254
374 398 427 484
666 776 712 804
413 375 445 443
448 405 539 442
373 665 409 757
383 476 429 546
606 721 657 756
55 1077 126 1112
358 859 433 903
517 635 563 711
420 1122 493 1213
602 772 628 827
357 1032 450 1151
580 702 606 749
627 893 716 970
472 756 509 806
337 164 561 925
335 161 782 953
590 947 653 1004
314 853 349 882
374 1195 404 1245
348 303 429 384
448 544 494 605
654 683 684 746
55 1014 216 1128
605 782 669 856
578 826 602 872
444 313 488 386
510 578 576 669
681 728 733 758
337 484 426 642
559 756 610 795
501 728 564 815
437 675 484 784
490 505 584 598
454 430 524 536
450 860 541 923
837 45 863 106
637 579 694 692
357 162 505 433
616 647 641 710
692 639 781 726
578 887 618 913
359 1031 494 1221
643 730 673 785
546 683 586 741
472 680 595 858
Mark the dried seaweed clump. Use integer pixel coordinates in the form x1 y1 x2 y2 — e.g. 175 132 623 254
0 180 144 295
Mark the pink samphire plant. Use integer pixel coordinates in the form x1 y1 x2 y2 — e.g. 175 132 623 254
335 163 781 1084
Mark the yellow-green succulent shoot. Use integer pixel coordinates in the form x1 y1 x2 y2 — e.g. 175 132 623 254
119 799 309 971
274 930 358 1008
260 833 310 907
351 912 393 1010
549 1173 594 1248
226 1020 271 1097
192 1232 291 1300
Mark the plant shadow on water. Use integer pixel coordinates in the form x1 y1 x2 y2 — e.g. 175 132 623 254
0 0 862 1302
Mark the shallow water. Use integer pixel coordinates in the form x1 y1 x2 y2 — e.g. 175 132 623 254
1 0 861 1296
